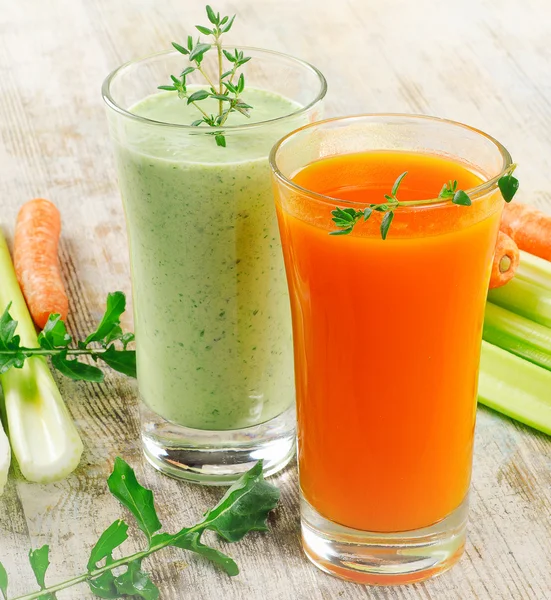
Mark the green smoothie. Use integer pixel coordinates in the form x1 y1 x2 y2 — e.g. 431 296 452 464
113 88 303 430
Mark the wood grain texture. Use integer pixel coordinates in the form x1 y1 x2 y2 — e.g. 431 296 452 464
0 0 550 598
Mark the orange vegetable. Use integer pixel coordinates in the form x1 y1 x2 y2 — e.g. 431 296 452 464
500 201 551 262
489 231 520 289
14 198 68 328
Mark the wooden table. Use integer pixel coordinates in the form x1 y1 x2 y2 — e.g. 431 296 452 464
1 0 550 598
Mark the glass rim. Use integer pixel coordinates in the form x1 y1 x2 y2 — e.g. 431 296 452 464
101 46 327 131
269 113 514 210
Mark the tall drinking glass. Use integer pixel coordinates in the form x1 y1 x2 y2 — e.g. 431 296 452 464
102 49 326 484
270 115 512 583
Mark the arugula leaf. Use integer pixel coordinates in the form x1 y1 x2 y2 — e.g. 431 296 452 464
107 458 161 543
199 460 280 542
113 559 159 600
1 460 279 599
0 305 19 350
88 561 118 599
0 560 7 600
28 545 50 589
160 530 239 576
99 346 137 378
85 292 127 345
51 352 104 382
38 314 72 350
88 520 129 570
0 305 25 373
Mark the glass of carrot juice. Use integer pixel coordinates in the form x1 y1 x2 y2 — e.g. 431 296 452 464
269 114 513 584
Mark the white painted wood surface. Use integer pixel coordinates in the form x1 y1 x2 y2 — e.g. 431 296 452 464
0 0 550 598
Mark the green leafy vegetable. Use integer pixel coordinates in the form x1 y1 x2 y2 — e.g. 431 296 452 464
107 458 161 543
112 559 159 600
2 458 278 600
0 561 8 600
0 292 136 382
158 5 253 147
28 546 50 590
87 520 129 571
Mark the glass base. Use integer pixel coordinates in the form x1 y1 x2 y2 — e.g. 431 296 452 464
301 495 468 585
140 402 296 485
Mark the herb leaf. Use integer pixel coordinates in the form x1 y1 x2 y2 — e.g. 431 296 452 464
199 460 280 542
88 560 118 598
498 165 519 202
51 352 104 382
452 189 472 206
88 519 129 571
99 346 137 378
28 545 50 590
113 559 159 600
85 291 127 345
0 561 8 600
0 306 25 374
38 314 72 350
391 171 408 196
107 458 162 544
155 530 239 576
380 210 394 240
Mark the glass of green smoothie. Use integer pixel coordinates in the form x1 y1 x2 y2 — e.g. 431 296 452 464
102 46 326 484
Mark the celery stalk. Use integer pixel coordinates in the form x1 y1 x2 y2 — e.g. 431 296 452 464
478 341 551 435
516 250 551 291
483 302 551 371
0 230 83 483
0 417 9 494
487 277 551 328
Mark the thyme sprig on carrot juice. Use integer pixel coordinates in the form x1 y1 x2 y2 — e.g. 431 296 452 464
330 165 520 239
158 5 252 147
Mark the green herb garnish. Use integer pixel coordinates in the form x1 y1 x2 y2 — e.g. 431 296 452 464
330 171 412 239
0 458 279 600
0 291 136 382
158 5 252 147
331 165 520 239
498 163 519 202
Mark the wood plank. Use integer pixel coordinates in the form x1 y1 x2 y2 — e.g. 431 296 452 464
0 0 549 598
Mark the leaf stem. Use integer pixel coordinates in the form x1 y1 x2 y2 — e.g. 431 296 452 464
215 35 223 116
10 524 210 600
189 100 211 119
196 65 217 92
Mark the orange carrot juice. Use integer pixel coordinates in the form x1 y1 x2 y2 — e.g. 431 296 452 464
276 151 502 533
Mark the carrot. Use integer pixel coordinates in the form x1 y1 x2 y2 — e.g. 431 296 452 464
14 198 68 328
489 231 520 289
500 202 551 262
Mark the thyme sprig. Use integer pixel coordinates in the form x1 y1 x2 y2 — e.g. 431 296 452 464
330 165 519 239
158 6 252 147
